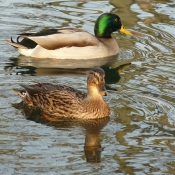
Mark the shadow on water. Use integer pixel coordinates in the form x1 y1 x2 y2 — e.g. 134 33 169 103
12 102 110 163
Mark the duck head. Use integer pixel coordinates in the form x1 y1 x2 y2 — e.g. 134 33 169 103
87 67 107 96
94 13 133 38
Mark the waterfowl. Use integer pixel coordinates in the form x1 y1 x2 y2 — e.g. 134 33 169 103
12 67 110 119
7 13 132 59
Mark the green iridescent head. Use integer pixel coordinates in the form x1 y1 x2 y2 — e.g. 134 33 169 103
94 13 132 38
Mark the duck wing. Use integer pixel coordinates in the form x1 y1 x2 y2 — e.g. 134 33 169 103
33 89 83 115
18 83 86 117
20 28 100 50
8 29 60 49
13 82 86 101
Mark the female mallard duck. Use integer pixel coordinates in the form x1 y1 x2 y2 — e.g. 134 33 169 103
7 13 132 59
12 67 110 119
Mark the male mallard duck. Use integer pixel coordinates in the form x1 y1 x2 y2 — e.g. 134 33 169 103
12 67 110 119
7 13 132 59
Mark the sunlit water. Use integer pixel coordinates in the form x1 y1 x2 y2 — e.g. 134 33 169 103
1 0 175 174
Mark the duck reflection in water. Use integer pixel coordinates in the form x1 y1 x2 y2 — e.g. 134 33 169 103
5 57 131 86
12 102 109 163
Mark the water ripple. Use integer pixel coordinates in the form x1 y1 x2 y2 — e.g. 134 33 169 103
1 0 175 174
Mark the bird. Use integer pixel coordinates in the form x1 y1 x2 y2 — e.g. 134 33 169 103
6 13 133 60
12 67 110 119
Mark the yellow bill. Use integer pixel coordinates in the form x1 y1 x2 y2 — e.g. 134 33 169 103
119 25 133 36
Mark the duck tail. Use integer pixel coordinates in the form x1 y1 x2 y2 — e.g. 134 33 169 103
6 41 27 49
12 89 27 98
6 36 27 49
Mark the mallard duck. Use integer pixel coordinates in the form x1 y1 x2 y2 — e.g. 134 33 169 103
7 13 132 59
12 67 110 119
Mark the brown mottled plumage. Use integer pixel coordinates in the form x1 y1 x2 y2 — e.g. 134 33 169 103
12 67 110 119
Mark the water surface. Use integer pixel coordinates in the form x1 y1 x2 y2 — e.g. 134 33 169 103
1 0 175 174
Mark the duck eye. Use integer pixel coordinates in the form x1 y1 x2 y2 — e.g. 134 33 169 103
115 18 118 22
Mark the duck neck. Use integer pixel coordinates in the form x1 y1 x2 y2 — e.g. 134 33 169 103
94 27 112 38
87 85 102 99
